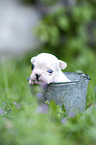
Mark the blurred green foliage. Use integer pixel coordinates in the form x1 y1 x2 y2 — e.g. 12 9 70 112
21 0 59 5
0 0 96 145
35 1 96 54
0 50 96 145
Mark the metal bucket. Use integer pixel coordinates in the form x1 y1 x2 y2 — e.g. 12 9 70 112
28 72 91 113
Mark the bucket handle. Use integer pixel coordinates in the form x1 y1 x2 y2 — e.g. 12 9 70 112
83 73 91 80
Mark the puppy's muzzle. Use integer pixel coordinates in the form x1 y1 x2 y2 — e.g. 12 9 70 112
35 74 41 81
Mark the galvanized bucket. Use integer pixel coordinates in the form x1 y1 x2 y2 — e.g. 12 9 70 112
28 72 91 113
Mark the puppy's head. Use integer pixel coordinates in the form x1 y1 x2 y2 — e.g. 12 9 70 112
30 53 67 85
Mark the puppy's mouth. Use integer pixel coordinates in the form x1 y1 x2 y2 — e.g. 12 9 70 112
32 79 42 84
33 80 39 84
32 79 47 85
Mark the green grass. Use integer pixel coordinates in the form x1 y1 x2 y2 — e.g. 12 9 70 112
0 53 96 145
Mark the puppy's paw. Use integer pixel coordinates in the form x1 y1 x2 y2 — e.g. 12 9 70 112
29 80 34 85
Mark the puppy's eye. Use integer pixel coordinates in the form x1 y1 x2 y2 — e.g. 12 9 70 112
47 69 53 73
31 64 34 70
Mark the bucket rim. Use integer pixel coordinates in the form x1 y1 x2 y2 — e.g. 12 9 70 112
27 72 91 86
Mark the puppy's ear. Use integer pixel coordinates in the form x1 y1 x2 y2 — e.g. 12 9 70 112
31 57 36 64
59 60 67 69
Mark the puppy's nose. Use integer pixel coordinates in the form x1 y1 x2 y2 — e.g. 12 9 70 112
35 74 41 81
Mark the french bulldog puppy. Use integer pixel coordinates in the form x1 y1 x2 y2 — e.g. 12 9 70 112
29 53 70 85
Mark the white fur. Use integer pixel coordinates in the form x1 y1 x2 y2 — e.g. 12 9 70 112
29 53 70 85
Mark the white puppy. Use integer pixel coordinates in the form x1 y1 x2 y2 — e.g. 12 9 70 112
29 53 70 85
